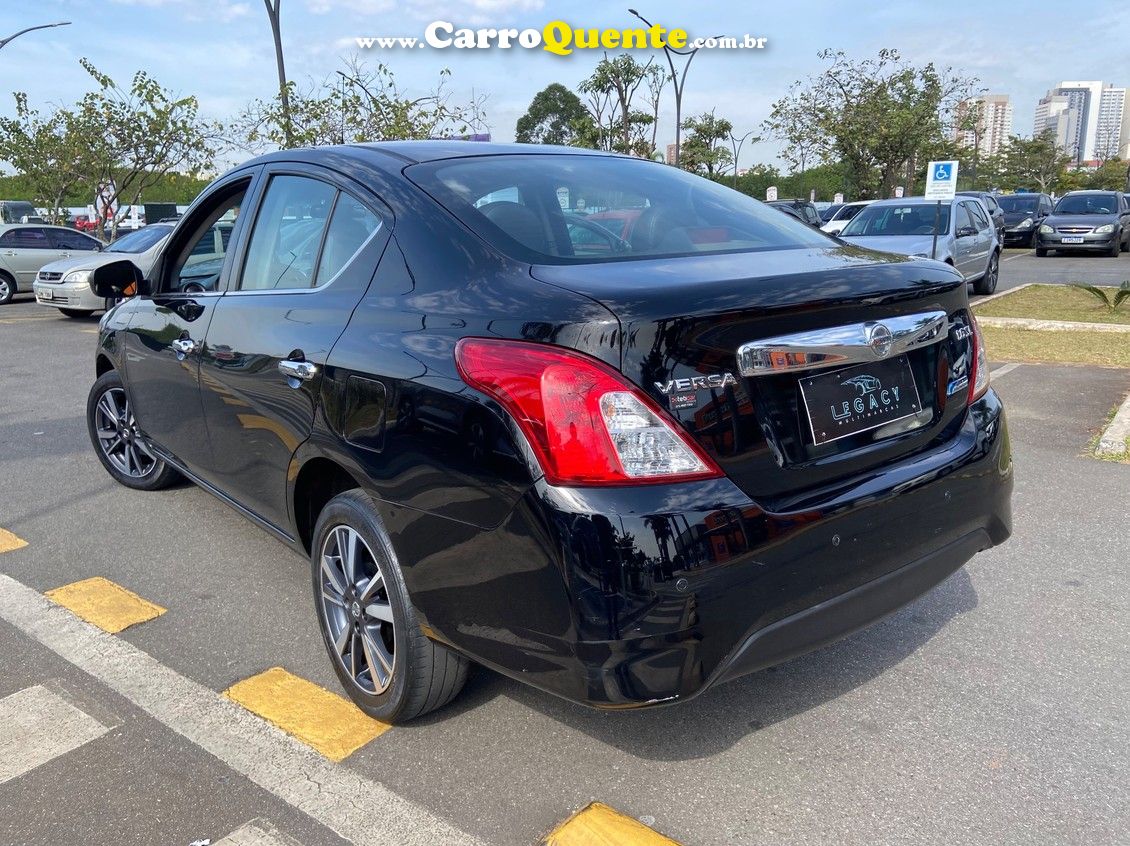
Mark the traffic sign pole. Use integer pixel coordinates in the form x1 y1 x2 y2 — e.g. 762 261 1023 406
931 201 941 259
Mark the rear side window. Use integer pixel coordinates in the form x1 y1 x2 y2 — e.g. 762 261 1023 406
407 154 830 264
315 194 381 284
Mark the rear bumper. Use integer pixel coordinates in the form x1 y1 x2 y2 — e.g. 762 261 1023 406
713 528 989 685
407 389 1012 709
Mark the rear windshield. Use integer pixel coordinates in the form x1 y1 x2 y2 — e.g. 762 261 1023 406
407 154 830 264
996 195 1038 213
840 203 951 237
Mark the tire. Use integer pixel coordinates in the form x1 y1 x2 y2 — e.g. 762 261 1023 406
0 272 14 305
1029 230 1038 249
1109 239 1120 258
311 489 468 723
1035 247 1048 257
60 308 94 318
973 251 999 296
86 370 181 490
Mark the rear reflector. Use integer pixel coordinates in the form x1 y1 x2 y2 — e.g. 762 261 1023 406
455 339 723 486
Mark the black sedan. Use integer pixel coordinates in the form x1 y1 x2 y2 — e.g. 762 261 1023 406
1036 190 1130 257
85 143 1013 722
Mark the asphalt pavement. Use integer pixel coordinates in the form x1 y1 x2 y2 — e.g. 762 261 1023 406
0 294 1127 846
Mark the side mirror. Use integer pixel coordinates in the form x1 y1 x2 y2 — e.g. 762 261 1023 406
956 226 977 238
90 259 147 298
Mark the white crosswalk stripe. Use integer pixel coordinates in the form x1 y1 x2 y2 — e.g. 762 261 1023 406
0 685 110 785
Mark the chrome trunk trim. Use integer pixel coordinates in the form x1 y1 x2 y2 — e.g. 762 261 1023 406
737 310 949 376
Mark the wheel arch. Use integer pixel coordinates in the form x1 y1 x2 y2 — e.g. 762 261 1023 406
96 354 115 377
292 455 364 554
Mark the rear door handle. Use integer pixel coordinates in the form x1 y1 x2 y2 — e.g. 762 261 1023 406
171 338 199 357
278 359 318 382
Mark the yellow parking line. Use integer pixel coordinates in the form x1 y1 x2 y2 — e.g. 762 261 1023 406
0 528 28 554
546 803 681 846
45 576 166 633
224 667 390 761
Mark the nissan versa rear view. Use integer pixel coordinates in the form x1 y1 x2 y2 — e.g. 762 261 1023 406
85 143 1012 722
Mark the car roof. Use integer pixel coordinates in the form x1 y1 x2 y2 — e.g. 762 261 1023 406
868 196 960 206
1061 189 1117 195
241 141 617 170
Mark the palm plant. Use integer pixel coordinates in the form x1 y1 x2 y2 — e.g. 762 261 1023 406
1070 281 1130 313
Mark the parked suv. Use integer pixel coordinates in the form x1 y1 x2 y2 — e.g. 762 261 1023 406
996 193 1053 248
86 144 1012 722
1036 190 1130 257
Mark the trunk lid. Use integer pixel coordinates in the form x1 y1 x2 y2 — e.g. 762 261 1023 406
531 246 976 506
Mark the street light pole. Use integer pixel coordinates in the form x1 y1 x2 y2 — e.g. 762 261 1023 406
0 21 71 51
729 130 754 188
628 8 714 168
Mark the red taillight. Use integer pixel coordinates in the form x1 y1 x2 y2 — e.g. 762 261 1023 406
968 314 990 403
454 338 724 487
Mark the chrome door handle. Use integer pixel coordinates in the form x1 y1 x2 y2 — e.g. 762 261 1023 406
278 360 318 382
2 251 16 257
171 338 199 357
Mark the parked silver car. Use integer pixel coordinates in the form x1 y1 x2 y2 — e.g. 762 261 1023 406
838 196 1001 294
0 224 104 305
33 224 174 317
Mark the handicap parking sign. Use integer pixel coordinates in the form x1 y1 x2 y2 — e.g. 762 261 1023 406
924 160 959 200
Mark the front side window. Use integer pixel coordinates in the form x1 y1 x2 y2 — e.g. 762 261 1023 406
967 202 991 231
48 228 103 251
408 154 830 264
239 175 336 291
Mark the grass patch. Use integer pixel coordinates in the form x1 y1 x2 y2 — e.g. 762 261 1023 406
975 284 1130 325
981 326 1130 367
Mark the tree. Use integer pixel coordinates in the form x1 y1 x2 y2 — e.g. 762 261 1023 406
237 61 487 151
75 59 219 238
515 83 593 146
0 94 94 222
579 53 654 153
261 0 294 148
766 49 980 198
995 131 1071 193
1083 158 1127 190
680 111 732 177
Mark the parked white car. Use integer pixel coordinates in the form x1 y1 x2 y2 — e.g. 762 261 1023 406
820 200 874 235
33 223 173 317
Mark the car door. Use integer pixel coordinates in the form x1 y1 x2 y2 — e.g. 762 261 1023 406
962 201 993 275
951 203 979 278
119 170 260 477
0 227 58 287
196 166 390 532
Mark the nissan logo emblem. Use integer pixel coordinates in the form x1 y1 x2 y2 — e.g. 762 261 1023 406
868 324 893 357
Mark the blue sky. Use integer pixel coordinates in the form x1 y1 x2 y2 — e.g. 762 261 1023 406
0 1 1125 172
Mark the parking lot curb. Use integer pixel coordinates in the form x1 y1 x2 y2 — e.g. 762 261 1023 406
1096 393 1130 458
975 316 1130 333
973 282 1033 305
